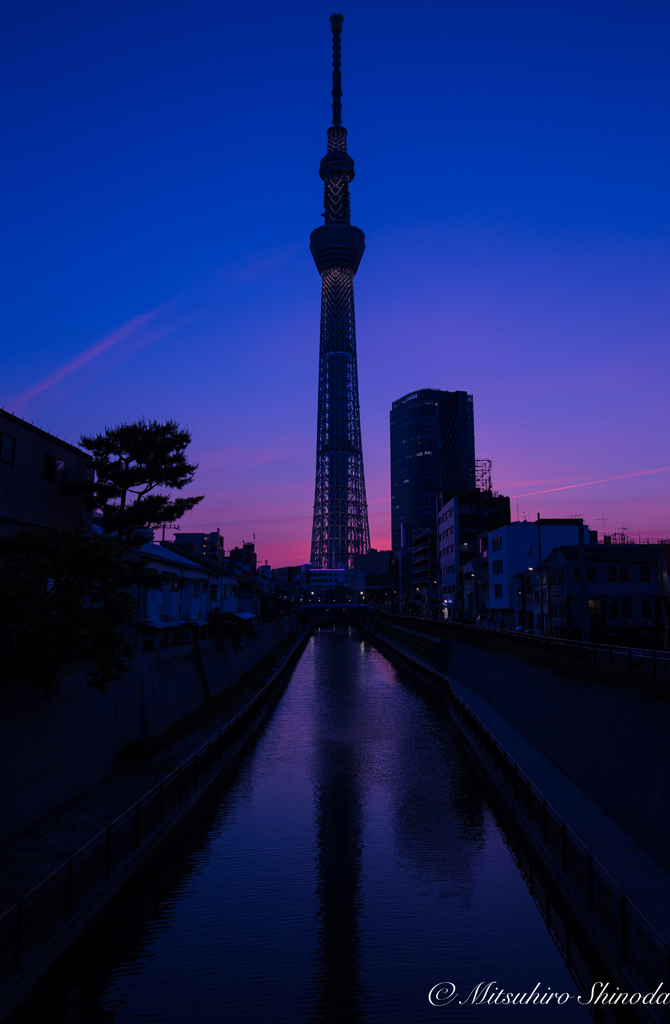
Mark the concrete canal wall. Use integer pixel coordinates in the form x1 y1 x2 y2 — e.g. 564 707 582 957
0 618 294 846
433 634 670 874
443 639 670 872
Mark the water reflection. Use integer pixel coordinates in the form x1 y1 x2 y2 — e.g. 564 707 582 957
310 631 367 1020
10 628 601 1024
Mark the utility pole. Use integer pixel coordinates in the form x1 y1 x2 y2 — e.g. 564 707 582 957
537 514 544 634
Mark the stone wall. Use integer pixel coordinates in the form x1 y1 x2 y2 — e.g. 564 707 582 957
0 619 293 846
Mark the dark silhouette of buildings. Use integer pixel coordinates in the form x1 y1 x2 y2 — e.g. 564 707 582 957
438 488 511 616
390 389 475 552
173 529 224 566
229 541 257 573
310 14 370 569
0 409 92 538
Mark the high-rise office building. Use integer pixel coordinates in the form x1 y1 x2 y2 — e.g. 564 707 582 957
390 389 475 551
309 14 370 569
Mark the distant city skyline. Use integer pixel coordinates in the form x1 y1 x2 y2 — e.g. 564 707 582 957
2 1 669 566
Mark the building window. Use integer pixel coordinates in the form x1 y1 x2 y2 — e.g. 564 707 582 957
492 559 503 575
609 601 619 619
619 566 629 582
586 567 596 582
0 433 15 466
588 599 601 615
607 565 617 582
494 584 503 598
192 582 201 599
491 536 502 552
621 601 632 619
43 453 65 483
642 600 653 619
573 567 580 583
550 570 556 585
640 565 650 582
210 585 218 601
534 591 539 605
558 569 565 585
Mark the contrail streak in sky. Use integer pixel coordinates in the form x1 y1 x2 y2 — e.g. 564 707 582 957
9 305 173 410
511 465 670 498
8 243 302 411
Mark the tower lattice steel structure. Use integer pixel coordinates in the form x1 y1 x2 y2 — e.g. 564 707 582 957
309 13 370 569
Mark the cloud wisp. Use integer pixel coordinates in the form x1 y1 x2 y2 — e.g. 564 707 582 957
8 243 302 413
511 465 670 499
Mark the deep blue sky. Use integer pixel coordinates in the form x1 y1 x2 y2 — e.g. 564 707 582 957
2 1 669 562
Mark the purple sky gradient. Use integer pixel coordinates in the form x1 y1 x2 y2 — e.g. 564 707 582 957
2 1 669 566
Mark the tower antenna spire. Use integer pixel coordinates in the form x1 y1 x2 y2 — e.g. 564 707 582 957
330 13 343 126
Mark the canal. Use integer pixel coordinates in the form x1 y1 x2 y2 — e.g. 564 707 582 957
14 628 601 1023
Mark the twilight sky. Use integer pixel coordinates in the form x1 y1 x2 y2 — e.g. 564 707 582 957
2 0 669 566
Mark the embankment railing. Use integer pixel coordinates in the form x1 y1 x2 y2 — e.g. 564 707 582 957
0 627 311 983
385 614 670 681
374 620 670 995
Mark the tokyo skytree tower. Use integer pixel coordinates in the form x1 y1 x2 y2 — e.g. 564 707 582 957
309 13 370 569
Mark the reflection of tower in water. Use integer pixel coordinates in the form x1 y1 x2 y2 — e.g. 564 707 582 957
310 630 367 1023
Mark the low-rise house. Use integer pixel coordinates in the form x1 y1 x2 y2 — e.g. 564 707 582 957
485 519 595 630
130 540 239 649
0 409 93 538
540 544 667 647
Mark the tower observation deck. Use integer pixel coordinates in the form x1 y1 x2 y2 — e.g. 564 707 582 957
310 13 370 569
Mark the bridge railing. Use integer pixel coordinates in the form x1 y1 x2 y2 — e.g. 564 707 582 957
386 614 670 681
0 627 311 984
372 620 670 994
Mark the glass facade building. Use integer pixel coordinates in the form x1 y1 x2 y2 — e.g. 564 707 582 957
390 389 476 552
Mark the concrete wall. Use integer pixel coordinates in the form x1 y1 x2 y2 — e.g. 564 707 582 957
0 619 292 846
446 639 670 872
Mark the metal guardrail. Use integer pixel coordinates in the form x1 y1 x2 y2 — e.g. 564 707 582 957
373 621 670 996
0 627 312 983
387 614 670 680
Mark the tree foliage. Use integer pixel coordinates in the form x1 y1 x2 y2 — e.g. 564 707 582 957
69 418 204 546
0 529 136 696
